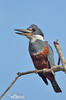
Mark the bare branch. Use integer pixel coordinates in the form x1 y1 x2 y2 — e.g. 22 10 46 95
0 64 66 99
54 40 66 71
0 40 66 99
0 76 19 99
54 40 66 66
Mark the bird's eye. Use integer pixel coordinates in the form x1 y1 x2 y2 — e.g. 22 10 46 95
32 28 36 32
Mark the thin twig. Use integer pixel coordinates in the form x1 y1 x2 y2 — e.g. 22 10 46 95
54 40 66 65
0 40 66 99
54 40 66 71
0 65 66 99
0 76 19 99
0 70 37 99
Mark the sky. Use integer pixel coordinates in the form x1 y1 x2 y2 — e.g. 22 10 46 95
0 0 66 100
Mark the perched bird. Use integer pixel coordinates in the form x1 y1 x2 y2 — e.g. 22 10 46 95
15 24 62 93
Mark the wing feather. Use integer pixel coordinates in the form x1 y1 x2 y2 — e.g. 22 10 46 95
46 42 55 67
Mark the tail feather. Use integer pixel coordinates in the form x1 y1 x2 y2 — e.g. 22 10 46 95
38 73 62 93
38 73 48 85
51 79 62 93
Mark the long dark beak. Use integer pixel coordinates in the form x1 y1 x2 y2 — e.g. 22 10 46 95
15 29 32 36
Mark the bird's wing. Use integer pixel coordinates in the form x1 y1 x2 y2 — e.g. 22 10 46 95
46 42 55 67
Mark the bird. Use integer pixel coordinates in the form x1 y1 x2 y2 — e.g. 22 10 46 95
15 24 62 93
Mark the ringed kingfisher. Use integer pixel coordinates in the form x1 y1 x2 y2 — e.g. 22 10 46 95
15 24 62 93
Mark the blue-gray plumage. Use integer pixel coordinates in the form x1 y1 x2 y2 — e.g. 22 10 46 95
29 40 55 67
15 24 62 93
27 24 44 37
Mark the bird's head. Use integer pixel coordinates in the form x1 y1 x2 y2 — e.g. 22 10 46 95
15 24 44 42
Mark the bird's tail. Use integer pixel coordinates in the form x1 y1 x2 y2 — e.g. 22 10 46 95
51 78 62 93
38 73 48 85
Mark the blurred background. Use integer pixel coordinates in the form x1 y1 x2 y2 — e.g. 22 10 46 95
0 0 66 100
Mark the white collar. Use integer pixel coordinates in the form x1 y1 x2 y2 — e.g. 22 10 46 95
30 35 44 43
